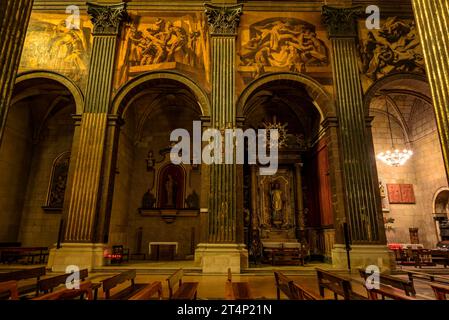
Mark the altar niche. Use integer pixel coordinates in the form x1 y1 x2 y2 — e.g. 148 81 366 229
241 78 335 263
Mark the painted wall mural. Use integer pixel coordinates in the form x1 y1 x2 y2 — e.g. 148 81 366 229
238 16 329 81
116 13 210 88
359 17 425 82
19 13 92 88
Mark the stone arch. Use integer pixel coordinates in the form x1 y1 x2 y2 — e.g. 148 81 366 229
15 70 84 114
364 72 432 116
111 70 211 117
236 72 335 120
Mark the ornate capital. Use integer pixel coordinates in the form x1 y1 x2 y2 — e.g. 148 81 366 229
87 2 128 36
322 5 363 38
204 3 243 36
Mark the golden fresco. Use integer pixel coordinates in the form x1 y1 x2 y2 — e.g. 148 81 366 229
358 17 425 82
237 13 331 84
19 13 92 87
115 12 210 89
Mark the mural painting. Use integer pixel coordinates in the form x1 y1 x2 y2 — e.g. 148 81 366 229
116 13 210 88
237 16 330 82
359 17 425 82
19 13 92 88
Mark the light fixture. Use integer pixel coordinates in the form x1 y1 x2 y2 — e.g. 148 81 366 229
376 96 413 167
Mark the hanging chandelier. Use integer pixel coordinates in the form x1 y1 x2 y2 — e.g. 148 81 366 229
376 96 413 167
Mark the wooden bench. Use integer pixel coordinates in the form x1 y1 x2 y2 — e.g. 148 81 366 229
0 247 48 264
128 281 163 300
32 281 95 300
167 269 199 300
429 282 449 300
0 281 19 300
0 266 46 298
316 268 366 300
364 283 417 300
225 268 252 300
359 268 415 296
407 270 449 287
36 268 101 299
102 270 146 300
274 271 320 300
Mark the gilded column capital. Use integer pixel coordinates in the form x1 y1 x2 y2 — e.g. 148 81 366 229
204 3 243 36
87 2 128 36
321 5 363 38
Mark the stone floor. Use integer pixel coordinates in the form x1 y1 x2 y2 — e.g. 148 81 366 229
0 262 447 300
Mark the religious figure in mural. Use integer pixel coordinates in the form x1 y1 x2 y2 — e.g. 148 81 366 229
239 18 328 77
128 18 199 66
359 17 425 80
20 19 90 83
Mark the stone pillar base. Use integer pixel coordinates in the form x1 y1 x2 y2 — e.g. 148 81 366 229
47 243 106 272
194 243 248 274
331 244 395 272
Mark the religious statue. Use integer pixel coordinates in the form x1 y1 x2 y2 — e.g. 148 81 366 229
164 174 177 208
141 189 156 209
270 182 284 226
379 180 389 212
145 150 155 171
185 190 199 209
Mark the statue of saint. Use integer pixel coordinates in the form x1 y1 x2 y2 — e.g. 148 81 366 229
270 182 283 224
142 189 155 209
164 174 177 208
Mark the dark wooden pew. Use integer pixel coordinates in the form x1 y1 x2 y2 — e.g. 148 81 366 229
36 268 101 299
102 270 146 300
429 282 449 300
364 283 417 300
359 268 415 296
274 271 320 300
0 281 19 300
316 268 366 300
0 266 46 298
225 268 252 300
167 269 199 300
0 247 48 264
128 281 163 300
32 281 95 300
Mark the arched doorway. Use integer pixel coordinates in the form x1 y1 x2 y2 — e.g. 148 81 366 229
237 73 336 263
433 188 449 242
0 71 81 246
109 71 210 261
365 73 447 248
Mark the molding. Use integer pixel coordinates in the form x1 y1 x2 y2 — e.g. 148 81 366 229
87 2 128 36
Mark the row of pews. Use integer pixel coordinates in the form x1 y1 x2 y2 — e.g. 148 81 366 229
275 268 449 300
0 267 184 300
1 266 449 300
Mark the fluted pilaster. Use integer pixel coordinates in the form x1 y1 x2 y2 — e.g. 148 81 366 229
64 3 127 242
0 0 33 144
205 4 243 243
412 0 449 183
322 6 385 244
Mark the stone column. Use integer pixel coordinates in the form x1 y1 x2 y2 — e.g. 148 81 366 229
48 3 127 272
0 0 33 145
412 0 449 183
322 6 392 271
194 3 247 273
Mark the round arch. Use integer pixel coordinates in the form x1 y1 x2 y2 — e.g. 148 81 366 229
236 72 335 120
111 71 211 117
15 70 84 114
363 72 432 116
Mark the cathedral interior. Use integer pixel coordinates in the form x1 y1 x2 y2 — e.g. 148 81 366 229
1 0 449 302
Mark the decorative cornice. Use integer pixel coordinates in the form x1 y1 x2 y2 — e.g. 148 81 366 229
322 5 363 38
204 3 243 36
87 2 128 36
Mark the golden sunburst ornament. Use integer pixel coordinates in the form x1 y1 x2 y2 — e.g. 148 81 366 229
262 116 289 148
